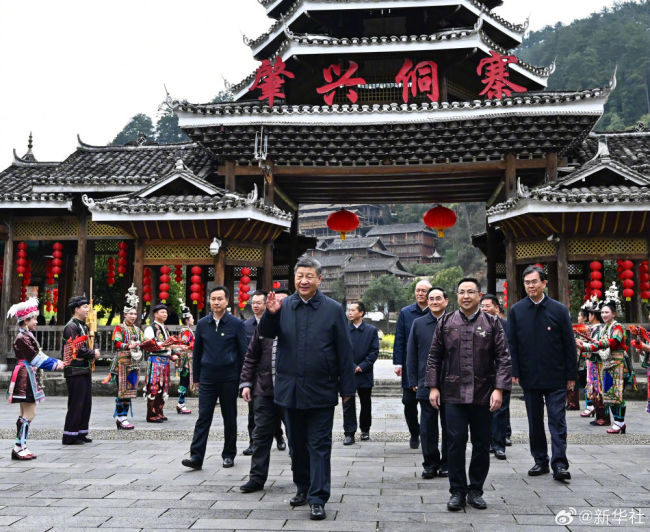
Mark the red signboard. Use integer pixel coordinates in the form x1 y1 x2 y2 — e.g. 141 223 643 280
477 50 527 100
249 57 295 107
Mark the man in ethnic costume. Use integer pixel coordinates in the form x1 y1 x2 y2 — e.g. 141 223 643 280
62 296 100 445
176 300 194 415
143 304 173 422
6 298 64 459
110 285 144 430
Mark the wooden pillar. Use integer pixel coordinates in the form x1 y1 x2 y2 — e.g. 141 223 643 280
61 241 76 323
546 152 558 183
0 218 14 367
505 152 517 199
213 248 225 286
264 163 275 207
557 236 570 308
505 235 518 312
74 213 88 296
486 222 497 295
262 241 273 291
440 72 448 102
288 213 298 293
132 239 145 324
224 265 233 313
547 261 559 300
84 240 95 297
225 160 236 192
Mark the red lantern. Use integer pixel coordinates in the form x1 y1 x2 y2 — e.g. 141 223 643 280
590 280 603 290
326 209 360 240
641 290 650 302
240 284 250 293
143 293 152 303
273 281 281 290
190 275 202 284
190 293 200 303
621 279 634 289
191 266 202 276
591 290 603 299
240 275 250 285
241 267 251 276
241 293 250 302
159 291 169 302
190 283 201 293
640 261 649 274
589 261 602 271
621 260 634 270
623 288 634 301
590 271 602 281
159 283 170 292
143 285 152 294
423 205 457 238
161 265 171 275
620 270 634 280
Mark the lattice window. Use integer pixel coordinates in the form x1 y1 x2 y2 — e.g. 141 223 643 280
87 222 132 238
568 263 584 276
225 246 263 263
15 220 77 239
515 240 556 260
272 265 290 277
145 244 212 262
567 238 648 257
233 266 258 278
94 240 119 254
496 263 506 276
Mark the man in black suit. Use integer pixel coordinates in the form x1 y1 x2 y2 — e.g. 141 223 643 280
343 301 379 445
242 291 286 455
259 257 355 521
507 265 577 482
182 286 248 470
406 286 449 479
481 294 511 460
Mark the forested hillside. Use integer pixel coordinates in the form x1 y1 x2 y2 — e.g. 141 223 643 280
518 0 650 130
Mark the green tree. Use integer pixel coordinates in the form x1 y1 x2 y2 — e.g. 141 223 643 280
110 113 155 145
155 108 190 144
362 274 411 313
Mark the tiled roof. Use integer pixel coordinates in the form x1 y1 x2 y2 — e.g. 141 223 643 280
31 139 215 189
344 256 414 276
571 131 650 174
366 223 435 236
315 254 352 268
0 155 68 205
321 236 385 251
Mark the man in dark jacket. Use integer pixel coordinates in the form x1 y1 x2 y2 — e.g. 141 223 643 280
393 279 432 449
239 291 290 493
242 291 286 455
259 257 355 521
406 286 449 478
182 286 248 471
426 278 511 512
343 302 379 445
507 265 577 482
481 294 511 460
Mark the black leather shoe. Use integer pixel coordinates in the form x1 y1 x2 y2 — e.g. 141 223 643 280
494 450 507 460
468 491 487 509
343 435 355 446
310 503 326 520
489 445 495 454
409 435 420 449
553 467 571 481
505 437 512 447
438 467 448 477
360 432 370 441
290 492 307 507
79 436 92 443
276 438 286 451
240 480 264 493
528 463 550 476
181 458 202 470
447 493 466 511
242 446 253 456
222 457 234 468
421 468 437 479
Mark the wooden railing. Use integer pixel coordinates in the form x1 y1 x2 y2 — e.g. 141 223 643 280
7 325 183 359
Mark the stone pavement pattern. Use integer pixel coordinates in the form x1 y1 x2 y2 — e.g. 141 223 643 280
0 389 648 530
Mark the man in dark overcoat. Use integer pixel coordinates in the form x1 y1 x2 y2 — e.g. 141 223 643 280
182 286 248 470
406 286 449 478
342 301 379 445
259 257 355 521
426 278 511 512
507 265 577 482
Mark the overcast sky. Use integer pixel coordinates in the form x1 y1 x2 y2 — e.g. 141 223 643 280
0 0 636 166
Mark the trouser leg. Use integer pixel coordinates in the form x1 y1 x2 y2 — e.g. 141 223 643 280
544 388 569 471
189 381 219 463
305 406 335 506
419 399 441 471
439 402 448 469
402 387 420 438
219 381 239 460
63 374 86 442
178 371 190 404
467 405 491 495
342 394 357 435
286 408 309 494
273 406 284 441
247 397 255 445
249 395 277 485
491 389 510 452
358 387 372 433
445 403 470 496
523 389 549 466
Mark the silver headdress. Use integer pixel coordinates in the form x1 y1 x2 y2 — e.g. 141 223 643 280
603 282 621 312
123 284 139 314
581 295 601 313
179 297 191 319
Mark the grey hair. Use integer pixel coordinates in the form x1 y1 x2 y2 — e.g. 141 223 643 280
294 256 322 276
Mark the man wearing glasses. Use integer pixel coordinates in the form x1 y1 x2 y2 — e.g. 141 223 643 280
507 265 576 482
426 278 511 511
406 286 449 479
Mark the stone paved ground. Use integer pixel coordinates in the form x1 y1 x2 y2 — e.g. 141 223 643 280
0 391 648 530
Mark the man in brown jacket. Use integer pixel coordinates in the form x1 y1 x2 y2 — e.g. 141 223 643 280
426 278 511 512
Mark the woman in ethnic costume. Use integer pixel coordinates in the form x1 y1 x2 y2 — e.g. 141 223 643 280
175 301 194 415
630 310 650 414
578 284 631 434
110 285 144 430
6 298 64 459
